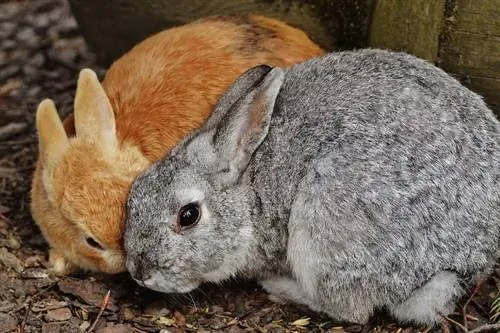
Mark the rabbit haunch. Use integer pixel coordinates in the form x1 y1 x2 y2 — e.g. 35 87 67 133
124 49 500 325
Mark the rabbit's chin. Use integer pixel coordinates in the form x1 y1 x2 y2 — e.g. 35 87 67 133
136 272 201 294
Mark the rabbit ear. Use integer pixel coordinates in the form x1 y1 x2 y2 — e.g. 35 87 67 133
213 66 284 175
205 65 274 129
36 99 69 164
74 68 117 149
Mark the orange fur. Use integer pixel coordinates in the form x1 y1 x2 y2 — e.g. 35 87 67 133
31 15 325 275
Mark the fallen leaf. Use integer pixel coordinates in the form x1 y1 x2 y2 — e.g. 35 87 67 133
291 317 310 328
156 317 176 327
31 300 68 313
45 307 72 322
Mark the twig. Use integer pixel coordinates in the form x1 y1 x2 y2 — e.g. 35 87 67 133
86 290 111 332
420 326 432 333
468 323 500 333
444 314 468 333
472 299 489 317
441 320 451 333
464 283 481 330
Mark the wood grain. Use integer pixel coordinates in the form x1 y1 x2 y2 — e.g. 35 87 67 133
369 0 446 62
439 0 500 113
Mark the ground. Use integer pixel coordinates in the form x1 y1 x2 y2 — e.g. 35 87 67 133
1 0 500 332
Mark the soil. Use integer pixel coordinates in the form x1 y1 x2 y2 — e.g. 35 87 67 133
1 0 500 332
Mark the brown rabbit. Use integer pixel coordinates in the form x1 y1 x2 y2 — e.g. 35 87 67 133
31 15 324 275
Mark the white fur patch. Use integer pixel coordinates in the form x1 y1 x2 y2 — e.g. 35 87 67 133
390 271 462 325
260 276 312 307
287 220 320 300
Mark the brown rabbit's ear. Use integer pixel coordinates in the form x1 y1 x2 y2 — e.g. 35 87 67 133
74 68 117 149
36 99 69 163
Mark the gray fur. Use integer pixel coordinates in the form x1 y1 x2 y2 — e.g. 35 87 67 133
124 49 500 325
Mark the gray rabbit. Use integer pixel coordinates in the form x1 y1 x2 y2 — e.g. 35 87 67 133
124 49 500 325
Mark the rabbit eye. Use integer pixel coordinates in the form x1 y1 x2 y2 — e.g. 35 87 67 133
177 203 201 230
86 237 104 251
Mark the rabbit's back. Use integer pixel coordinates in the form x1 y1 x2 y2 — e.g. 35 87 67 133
101 15 323 161
253 49 500 299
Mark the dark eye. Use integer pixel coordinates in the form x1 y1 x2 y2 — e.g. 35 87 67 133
177 203 201 230
86 237 104 251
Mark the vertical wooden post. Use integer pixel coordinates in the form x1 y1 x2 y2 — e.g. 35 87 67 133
369 0 446 63
439 0 500 113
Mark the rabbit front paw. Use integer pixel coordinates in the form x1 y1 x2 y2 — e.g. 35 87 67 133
260 277 318 310
267 293 289 305
48 248 78 276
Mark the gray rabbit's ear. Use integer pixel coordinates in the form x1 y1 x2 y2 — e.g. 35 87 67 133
213 66 285 176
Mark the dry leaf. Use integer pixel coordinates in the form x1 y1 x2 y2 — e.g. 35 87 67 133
291 317 310 327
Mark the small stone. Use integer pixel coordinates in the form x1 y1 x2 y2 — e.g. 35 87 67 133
0 66 20 82
27 86 42 97
0 22 16 39
0 123 27 141
0 2 22 20
57 17 79 37
45 307 72 322
31 13 51 29
23 65 37 77
16 26 38 48
47 7 64 23
0 247 23 273
24 255 44 268
0 301 15 312
29 53 45 68
2 39 17 50
9 49 29 62
0 313 18 332
50 47 78 66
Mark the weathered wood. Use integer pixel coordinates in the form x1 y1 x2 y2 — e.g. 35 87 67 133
67 0 375 65
67 0 500 114
369 0 446 63
439 0 500 113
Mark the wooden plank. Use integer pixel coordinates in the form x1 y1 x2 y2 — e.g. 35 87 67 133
369 0 446 62
466 76 500 112
439 0 500 114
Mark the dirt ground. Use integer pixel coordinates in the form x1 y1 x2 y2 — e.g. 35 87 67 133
1 0 500 332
